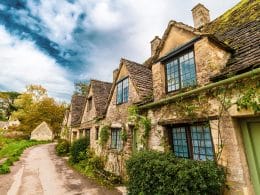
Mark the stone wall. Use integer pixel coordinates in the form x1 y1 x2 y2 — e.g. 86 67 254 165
194 37 231 85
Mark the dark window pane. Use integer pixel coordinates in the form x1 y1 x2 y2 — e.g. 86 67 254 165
172 127 189 158
191 124 214 160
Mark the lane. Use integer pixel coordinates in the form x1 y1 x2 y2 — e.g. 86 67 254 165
1 143 121 195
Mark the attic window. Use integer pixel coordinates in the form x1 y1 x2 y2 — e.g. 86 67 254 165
165 50 196 92
116 77 129 104
87 97 92 111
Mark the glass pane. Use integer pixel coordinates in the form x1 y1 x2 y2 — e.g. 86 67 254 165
166 61 180 92
117 82 123 104
179 51 196 88
191 124 214 161
172 127 189 158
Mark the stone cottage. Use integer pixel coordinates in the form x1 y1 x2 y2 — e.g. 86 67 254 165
31 121 53 141
69 95 86 142
66 0 259 194
79 79 112 148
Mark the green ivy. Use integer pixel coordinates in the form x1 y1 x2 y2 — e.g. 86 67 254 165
128 106 151 149
236 87 260 113
99 125 110 147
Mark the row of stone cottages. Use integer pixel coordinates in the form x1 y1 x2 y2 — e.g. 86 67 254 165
61 1 259 194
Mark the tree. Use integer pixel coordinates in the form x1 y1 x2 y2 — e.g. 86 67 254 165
11 85 66 137
74 81 89 95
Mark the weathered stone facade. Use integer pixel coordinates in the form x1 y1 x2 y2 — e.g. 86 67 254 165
65 1 260 194
31 121 53 141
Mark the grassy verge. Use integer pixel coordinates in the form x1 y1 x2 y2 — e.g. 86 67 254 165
0 136 49 174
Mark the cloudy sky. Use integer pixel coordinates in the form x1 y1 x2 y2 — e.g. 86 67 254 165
0 0 240 101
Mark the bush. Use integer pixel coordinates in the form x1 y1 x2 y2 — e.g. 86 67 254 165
69 137 90 163
126 150 226 195
55 139 70 156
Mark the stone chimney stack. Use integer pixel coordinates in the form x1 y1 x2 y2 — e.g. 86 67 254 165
150 36 161 56
113 68 119 82
191 3 210 28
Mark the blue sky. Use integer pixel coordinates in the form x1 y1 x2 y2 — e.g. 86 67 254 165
0 0 240 101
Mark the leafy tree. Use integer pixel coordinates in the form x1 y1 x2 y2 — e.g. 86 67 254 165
74 81 89 95
11 85 66 136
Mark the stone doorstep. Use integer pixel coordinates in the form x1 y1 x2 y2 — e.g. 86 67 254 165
116 186 127 195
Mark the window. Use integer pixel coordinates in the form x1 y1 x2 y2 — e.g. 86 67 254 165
116 78 129 104
95 127 99 140
87 97 92 111
111 128 122 150
169 123 214 160
166 50 196 92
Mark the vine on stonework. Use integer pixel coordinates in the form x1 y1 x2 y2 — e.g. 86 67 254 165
128 106 151 149
99 125 110 147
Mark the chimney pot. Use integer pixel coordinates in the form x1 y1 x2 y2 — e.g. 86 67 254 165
113 68 119 82
191 3 210 28
150 36 161 56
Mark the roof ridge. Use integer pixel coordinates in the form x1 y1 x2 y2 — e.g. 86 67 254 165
91 79 112 85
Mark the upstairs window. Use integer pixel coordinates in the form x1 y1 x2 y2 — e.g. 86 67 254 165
116 78 129 104
87 97 92 111
169 123 214 161
111 128 122 150
166 50 196 92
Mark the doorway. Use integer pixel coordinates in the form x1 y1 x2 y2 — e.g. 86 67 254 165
240 117 260 194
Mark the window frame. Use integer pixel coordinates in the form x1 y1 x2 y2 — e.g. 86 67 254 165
164 49 197 93
116 77 129 105
87 97 92 112
167 122 215 161
95 127 99 140
110 128 122 150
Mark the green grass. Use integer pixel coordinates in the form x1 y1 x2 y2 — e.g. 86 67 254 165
0 136 49 174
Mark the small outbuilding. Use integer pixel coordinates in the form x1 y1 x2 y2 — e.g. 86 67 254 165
30 122 53 141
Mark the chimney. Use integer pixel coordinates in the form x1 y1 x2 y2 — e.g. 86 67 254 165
113 68 119 82
191 3 210 28
150 36 161 56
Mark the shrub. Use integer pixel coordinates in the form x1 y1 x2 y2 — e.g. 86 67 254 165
126 150 226 195
69 137 90 163
55 139 70 156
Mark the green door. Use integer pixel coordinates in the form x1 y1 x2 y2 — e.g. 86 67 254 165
241 118 260 194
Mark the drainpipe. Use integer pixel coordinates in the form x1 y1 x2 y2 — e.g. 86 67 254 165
139 68 260 110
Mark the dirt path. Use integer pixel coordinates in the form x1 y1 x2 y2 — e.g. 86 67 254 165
0 143 121 195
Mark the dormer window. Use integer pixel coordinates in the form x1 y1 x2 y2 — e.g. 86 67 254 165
166 50 196 92
87 97 92 111
116 77 129 104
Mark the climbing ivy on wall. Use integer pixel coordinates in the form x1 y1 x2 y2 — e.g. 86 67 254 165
99 125 110 147
128 106 151 149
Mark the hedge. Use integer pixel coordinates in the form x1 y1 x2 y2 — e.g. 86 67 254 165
126 150 225 195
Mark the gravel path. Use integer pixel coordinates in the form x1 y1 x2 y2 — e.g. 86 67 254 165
0 143 121 195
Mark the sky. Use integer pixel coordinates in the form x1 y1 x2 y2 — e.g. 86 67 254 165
0 0 240 102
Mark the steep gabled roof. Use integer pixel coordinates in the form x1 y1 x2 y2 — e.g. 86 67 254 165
91 79 112 117
201 0 260 80
123 59 153 103
106 58 153 109
144 20 199 68
71 95 86 126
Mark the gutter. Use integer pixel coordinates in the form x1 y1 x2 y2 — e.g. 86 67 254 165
139 68 260 110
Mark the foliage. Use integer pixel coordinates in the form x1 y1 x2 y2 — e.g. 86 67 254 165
128 106 151 149
0 91 20 120
236 87 260 113
55 139 70 156
69 137 90 163
120 128 128 142
0 136 48 174
99 125 110 147
74 81 89 95
126 150 226 195
11 84 66 136
70 149 122 186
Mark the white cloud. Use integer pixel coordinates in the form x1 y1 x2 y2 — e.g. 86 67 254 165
0 26 73 101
